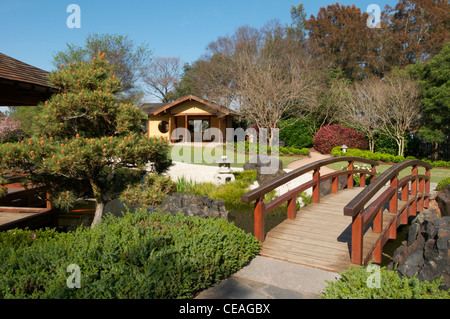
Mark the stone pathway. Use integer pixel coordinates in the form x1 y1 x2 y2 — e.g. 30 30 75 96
286 149 336 174
196 256 340 299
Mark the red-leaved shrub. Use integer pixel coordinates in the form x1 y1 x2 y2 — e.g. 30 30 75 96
313 125 368 154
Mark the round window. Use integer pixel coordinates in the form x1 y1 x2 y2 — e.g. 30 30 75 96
158 121 169 134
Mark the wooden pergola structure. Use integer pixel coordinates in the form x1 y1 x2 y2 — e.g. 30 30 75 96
0 52 56 106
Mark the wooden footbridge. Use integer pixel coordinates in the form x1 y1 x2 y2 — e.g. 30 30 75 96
0 176 56 231
241 157 432 272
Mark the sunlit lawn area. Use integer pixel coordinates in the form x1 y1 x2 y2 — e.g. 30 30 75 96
167 145 301 168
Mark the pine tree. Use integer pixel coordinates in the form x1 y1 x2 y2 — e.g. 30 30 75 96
0 52 171 227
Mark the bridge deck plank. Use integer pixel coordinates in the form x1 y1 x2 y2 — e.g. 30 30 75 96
260 187 389 273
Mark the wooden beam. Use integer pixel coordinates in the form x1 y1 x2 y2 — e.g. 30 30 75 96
174 113 215 117
185 114 188 142
254 197 265 242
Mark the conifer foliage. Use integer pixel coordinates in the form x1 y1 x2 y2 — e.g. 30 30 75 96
0 52 171 227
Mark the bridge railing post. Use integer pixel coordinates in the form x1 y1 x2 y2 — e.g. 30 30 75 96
351 210 363 265
312 168 320 203
401 178 409 225
370 164 377 183
389 174 398 240
418 174 424 212
254 196 265 242
347 161 354 189
287 196 297 220
425 168 431 209
411 165 418 216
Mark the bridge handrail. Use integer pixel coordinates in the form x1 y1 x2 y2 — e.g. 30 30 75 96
343 159 432 265
241 156 379 203
241 156 379 242
343 160 433 217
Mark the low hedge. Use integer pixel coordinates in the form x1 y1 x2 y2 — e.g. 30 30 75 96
279 146 310 156
0 210 261 299
321 264 450 299
225 141 310 157
331 146 450 168
437 177 450 191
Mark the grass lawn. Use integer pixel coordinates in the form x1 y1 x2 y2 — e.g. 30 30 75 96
325 161 449 184
168 145 301 168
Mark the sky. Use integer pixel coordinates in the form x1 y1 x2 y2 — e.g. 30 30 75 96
0 0 399 106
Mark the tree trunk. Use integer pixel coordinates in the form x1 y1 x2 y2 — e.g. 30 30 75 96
431 142 439 161
397 137 405 157
89 179 104 228
91 201 105 228
368 137 375 153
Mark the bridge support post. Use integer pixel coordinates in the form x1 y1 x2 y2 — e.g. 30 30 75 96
374 241 382 264
351 211 363 265
370 165 377 183
425 168 431 209
312 168 320 203
418 176 424 212
401 183 409 225
411 166 418 216
373 208 383 233
347 161 354 189
287 196 296 220
332 177 338 194
254 197 265 242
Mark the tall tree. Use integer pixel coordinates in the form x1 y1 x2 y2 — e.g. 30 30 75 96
166 63 202 102
332 76 384 152
382 0 450 67
0 52 171 227
192 22 323 143
53 33 152 105
409 42 450 159
376 73 422 156
286 2 307 45
144 56 181 102
306 3 385 80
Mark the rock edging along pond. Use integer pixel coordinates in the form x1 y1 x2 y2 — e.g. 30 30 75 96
158 193 229 221
388 209 450 290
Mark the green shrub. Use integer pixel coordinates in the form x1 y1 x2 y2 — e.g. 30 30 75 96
436 177 450 191
393 155 406 163
321 264 450 299
0 211 261 299
208 180 250 206
120 174 176 209
299 148 310 156
433 160 449 168
331 146 343 157
233 170 257 184
279 117 314 149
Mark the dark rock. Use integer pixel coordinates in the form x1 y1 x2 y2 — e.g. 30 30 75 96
319 175 349 197
389 209 450 290
158 193 229 221
244 155 286 186
436 185 450 217
408 223 421 246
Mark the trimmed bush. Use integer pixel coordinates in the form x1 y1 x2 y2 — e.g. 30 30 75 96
314 125 368 154
437 177 450 191
332 147 450 167
279 117 314 149
0 211 261 299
